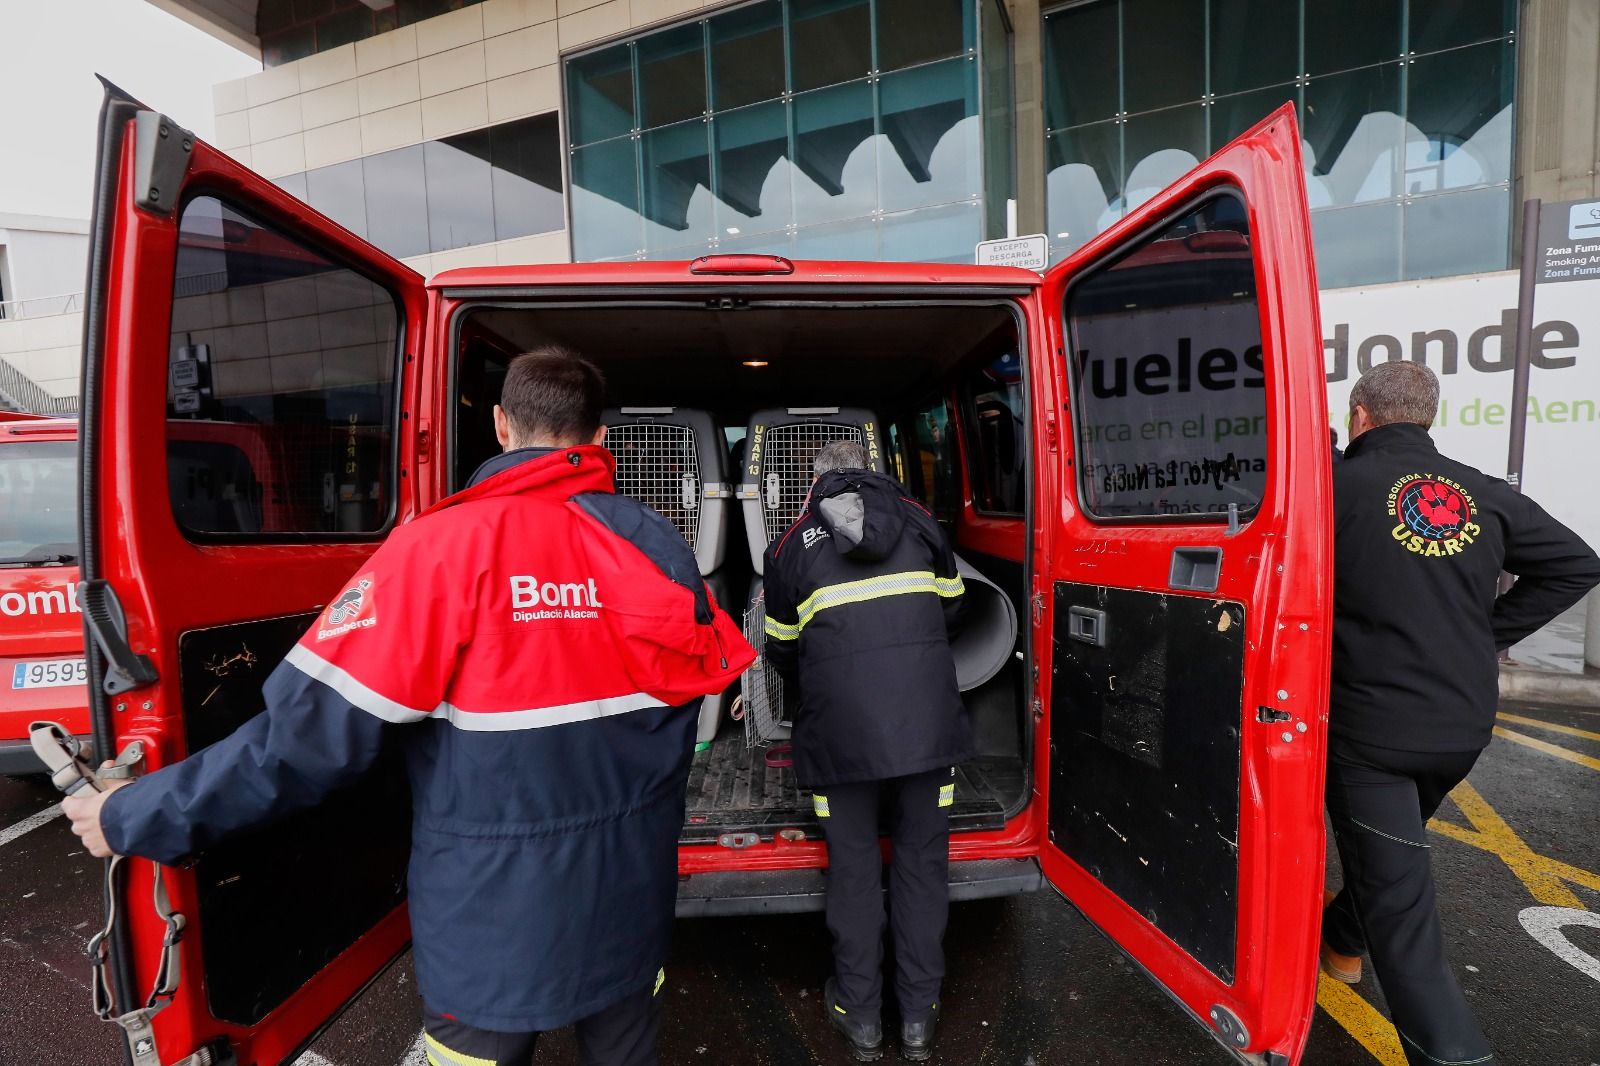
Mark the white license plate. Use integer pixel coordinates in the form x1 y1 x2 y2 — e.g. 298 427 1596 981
11 658 87 690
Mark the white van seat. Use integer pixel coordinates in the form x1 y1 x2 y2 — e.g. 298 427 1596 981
603 407 730 577
737 407 886 574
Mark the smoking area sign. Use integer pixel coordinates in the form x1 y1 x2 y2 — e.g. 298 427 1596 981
976 234 1050 272
1536 199 1600 284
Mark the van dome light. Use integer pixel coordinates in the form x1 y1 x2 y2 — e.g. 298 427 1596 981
689 254 795 276
742 360 769 368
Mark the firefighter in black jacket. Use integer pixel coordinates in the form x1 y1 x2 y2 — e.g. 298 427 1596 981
1322 360 1600 1066
762 440 972 1062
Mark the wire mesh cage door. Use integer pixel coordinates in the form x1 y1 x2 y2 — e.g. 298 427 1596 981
740 590 794 747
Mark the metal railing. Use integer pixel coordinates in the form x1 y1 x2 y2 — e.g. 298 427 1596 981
0 357 77 414
0 291 84 320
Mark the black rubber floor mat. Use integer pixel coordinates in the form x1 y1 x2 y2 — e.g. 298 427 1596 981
680 734 1026 843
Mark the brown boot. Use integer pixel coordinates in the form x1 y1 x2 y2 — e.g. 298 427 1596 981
1320 889 1363 984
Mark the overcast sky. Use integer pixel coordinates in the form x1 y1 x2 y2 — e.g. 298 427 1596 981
0 0 260 220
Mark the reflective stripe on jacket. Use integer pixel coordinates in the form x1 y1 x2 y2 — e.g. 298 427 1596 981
102 445 755 1032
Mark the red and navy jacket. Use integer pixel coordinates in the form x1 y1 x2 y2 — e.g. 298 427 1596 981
101 445 755 1032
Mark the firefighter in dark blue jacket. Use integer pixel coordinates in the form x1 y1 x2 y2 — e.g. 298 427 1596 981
762 440 972 1062
64 348 753 1066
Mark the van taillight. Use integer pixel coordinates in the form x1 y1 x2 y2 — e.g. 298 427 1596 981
688 254 795 276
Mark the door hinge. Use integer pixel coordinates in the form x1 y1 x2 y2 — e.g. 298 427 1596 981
80 580 157 694
132 111 194 218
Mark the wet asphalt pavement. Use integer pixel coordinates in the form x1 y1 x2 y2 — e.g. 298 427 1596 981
2 698 1596 1066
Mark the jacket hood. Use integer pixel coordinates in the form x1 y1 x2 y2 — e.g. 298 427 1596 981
813 469 908 562
426 444 616 516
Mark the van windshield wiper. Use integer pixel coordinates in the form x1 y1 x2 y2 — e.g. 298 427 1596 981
0 554 78 568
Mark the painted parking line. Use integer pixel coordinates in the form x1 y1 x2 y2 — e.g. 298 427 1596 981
1491 726 1600 773
1496 711 1600 744
0 804 62 848
1430 780 1592 908
1315 975 1406 1066
397 1030 425 1066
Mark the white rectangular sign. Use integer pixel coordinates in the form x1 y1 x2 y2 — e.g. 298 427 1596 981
1320 271 1599 551
977 234 1049 272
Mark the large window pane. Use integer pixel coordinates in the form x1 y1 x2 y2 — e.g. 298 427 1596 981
791 217 879 260
710 1 785 111
1311 202 1402 288
425 133 495 252
1122 0 1204 113
490 113 564 239
1303 62 1402 205
876 0 969 73
1409 0 1514 54
641 118 713 253
1043 1 1119 129
1209 0 1297 95
1066 194 1267 520
792 80 877 224
305 159 368 240
1402 39 1514 194
567 45 636 146
1046 121 1122 257
714 100 793 238
167 195 398 536
637 22 706 130
1210 85 1298 152
790 0 871 93
879 201 982 263
363 146 430 258
878 58 980 213
1123 103 1205 210
571 138 641 260
981 0 1015 240
1402 188 1510 280
1304 0 1401 75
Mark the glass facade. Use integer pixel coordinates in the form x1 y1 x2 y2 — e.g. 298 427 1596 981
275 114 564 261
1043 0 1517 287
565 0 1011 264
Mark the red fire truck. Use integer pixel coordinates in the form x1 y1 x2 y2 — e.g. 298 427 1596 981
68 85 1329 1066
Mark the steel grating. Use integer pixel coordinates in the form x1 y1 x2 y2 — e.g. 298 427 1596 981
607 421 702 549
758 423 863 541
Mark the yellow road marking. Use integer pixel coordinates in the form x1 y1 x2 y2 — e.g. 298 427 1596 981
1492 726 1600 772
1497 712 1600 744
1315 975 1407 1066
1428 781 1589 908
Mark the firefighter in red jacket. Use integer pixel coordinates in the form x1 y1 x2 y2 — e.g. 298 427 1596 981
64 347 755 1066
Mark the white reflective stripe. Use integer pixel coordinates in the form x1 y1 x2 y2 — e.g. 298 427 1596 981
764 616 800 640
433 692 666 732
285 644 432 724
794 570 963 631
287 644 668 732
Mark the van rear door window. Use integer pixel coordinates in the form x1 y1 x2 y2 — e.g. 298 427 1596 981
1064 193 1267 521
166 195 400 537
0 441 77 566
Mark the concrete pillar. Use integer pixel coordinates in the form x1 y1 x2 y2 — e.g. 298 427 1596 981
1586 589 1600 671
1006 0 1047 236
1513 0 1600 246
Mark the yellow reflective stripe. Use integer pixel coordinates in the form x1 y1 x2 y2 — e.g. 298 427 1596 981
813 793 830 817
794 571 963 631
654 967 666 996
425 1033 495 1066
938 783 955 808
764 615 800 640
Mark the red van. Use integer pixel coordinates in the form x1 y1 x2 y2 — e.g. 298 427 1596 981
73 87 1330 1066
0 413 91 773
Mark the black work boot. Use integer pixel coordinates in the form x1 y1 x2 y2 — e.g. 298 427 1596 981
900 1004 939 1061
824 978 884 1062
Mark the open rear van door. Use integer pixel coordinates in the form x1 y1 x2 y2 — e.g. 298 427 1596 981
1033 105 1331 1064
78 83 426 1066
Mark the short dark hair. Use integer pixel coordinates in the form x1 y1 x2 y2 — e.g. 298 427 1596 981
500 345 606 444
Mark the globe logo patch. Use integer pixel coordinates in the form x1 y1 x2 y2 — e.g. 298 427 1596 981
1387 475 1482 558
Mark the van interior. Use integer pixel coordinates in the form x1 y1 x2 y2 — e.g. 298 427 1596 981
449 298 1034 844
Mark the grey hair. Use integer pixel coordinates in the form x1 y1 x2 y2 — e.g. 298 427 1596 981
813 439 870 477
1350 360 1440 430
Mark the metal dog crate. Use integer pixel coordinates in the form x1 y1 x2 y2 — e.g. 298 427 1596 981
603 407 731 577
737 407 886 574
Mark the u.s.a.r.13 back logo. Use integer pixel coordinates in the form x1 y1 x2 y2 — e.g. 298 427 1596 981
1387 474 1482 557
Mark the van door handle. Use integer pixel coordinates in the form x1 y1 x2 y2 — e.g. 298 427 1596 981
1169 547 1223 593
1067 606 1107 647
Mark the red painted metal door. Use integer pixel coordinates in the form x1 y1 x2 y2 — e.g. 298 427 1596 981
81 84 426 1066
1031 106 1331 1064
